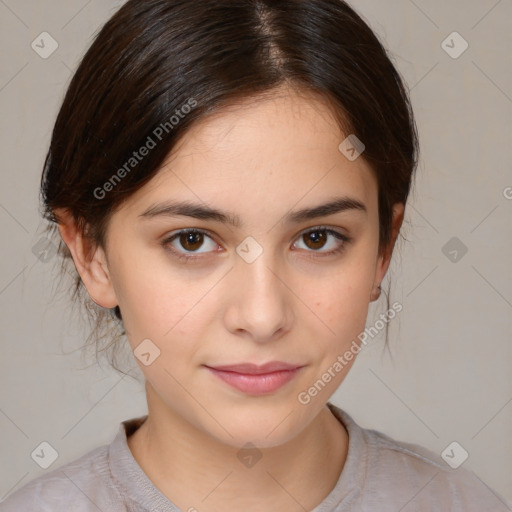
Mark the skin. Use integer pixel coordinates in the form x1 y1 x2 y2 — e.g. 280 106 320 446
56 84 404 512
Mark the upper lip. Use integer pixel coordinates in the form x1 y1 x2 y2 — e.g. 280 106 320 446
205 362 303 375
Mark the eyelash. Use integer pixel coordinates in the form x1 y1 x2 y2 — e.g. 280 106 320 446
161 226 351 263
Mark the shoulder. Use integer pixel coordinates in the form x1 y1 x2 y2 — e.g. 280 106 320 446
329 404 511 511
366 428 507 509
0 444 120 512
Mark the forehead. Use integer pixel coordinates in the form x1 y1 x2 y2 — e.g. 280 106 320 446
176 86 350 161
114 86 378 222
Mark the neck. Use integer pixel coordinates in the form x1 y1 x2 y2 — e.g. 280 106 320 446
127 383 349 512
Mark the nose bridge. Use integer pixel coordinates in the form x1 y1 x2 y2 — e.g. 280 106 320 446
240 251 279 298
226 241 291 339
235 234 280 290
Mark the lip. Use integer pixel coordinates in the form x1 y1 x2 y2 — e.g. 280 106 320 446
204 362 304 395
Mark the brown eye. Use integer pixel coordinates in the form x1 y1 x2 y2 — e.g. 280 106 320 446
293 227 350 256
162 229 218 261
303 230 328 250
179 231 204 251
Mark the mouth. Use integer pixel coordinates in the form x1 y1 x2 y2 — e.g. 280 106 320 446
203 362 305 395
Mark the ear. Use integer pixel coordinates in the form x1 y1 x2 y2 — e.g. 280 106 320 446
372 202 405 290
54 208 118 309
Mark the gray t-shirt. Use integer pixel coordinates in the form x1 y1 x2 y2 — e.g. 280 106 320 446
1 403 509 511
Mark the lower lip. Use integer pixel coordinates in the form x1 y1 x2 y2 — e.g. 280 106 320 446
205 367 302 395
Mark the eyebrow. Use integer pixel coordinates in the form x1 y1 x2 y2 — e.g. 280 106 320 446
138 196 367 228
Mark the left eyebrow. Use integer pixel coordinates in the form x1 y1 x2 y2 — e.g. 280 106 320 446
138 196 367 228
285 196 367 223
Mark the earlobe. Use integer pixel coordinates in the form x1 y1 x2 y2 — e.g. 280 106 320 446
369 284 382 302
55 208 118 309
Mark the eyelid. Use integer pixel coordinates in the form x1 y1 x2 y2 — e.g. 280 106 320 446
297 224 350 239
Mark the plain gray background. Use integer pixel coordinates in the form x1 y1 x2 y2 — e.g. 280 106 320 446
1 0 511 507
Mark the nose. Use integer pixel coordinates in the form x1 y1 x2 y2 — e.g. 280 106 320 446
223 250 293 343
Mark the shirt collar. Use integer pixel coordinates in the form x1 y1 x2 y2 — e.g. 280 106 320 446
108 403 365 511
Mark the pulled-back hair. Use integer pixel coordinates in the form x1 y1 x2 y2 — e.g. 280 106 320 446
40 0 419 373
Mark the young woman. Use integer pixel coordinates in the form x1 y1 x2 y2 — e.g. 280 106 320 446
1 0 509 511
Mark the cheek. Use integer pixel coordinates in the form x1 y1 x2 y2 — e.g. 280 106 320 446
320 252 375 307
310 255 376 345
109 254 212 346
318 283 370 343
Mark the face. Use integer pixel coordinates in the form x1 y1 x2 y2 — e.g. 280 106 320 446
72 86 401 448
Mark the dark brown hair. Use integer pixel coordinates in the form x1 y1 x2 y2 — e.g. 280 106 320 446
40 0 419 373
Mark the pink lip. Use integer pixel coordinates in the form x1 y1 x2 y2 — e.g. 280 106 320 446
204 362 304 395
